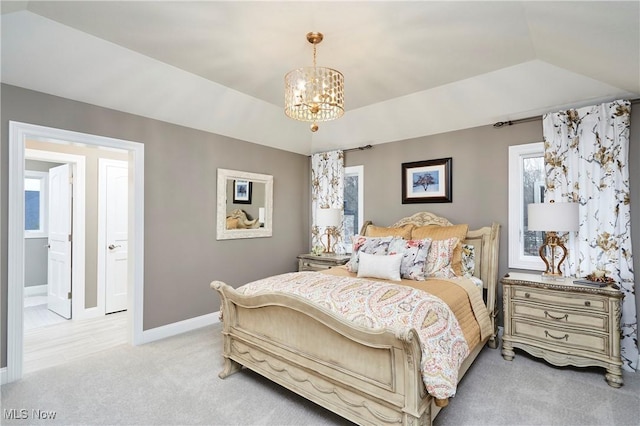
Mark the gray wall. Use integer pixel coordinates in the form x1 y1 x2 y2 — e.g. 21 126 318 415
1 84 310 367
345 112 640 352
3 83 638 368
25 238 47 288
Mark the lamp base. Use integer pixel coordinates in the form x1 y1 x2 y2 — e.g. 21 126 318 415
540 272 566 282
538 231 569 278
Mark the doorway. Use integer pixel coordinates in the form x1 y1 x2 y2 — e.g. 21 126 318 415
24 149 86 323
7 121 145 383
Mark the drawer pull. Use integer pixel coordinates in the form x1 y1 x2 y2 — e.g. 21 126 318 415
544 311 568 321
545 331 569 341
585 301 591 307
524 293 530 298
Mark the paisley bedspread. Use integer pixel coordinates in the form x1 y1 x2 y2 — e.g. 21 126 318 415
238 271 470 399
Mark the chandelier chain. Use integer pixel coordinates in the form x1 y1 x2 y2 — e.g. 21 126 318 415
313 43 317 68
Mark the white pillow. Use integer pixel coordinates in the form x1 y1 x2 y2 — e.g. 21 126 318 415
357 252 402 281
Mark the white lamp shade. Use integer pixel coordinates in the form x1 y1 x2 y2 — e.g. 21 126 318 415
528 202 579 232
316 208 341 228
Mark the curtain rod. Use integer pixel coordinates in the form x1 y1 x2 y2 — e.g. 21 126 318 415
309 144 373 157
493 98 640 128
344 144 373 153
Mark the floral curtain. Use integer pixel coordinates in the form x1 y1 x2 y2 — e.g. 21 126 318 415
543 99 637 371
311 150 344 252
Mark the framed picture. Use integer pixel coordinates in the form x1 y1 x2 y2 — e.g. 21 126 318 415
233 180 252 204
401 157 452 203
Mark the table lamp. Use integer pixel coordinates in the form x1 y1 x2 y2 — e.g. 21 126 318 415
528 201 579 278
316 207 341 254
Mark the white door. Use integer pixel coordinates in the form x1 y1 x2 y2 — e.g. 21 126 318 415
102 159 128 314
47 164 72 319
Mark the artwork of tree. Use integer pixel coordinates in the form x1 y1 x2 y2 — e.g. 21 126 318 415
413 173 436 191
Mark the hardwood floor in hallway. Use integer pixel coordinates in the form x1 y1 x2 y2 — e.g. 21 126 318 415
23 307 127 374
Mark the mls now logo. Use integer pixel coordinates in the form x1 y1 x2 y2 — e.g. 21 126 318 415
3 409 28 420
4 409 57 420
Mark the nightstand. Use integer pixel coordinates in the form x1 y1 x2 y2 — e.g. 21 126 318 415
297 253 350 272
501 272 623 387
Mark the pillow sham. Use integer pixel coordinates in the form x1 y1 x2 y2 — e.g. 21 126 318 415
357 252 402 281
346 235 394 273
461 243 476 278
425 237 459 278
364 224 414 240
388 237 432 281
411 224 469 276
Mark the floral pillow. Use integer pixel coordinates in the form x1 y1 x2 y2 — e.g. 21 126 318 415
461 244 476 277
425 237 459 278
388 237 432 281
346 236 394 273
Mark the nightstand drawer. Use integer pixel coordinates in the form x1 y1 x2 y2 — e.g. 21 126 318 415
297 254 350 272
513 303 608 331
513 288 606 312
512 319 608 354
299 260 333 271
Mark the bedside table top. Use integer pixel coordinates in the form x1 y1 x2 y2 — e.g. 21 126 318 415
502 272 622 297
297 253 351 262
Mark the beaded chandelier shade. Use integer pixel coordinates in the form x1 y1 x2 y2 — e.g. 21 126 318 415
284 32 344 132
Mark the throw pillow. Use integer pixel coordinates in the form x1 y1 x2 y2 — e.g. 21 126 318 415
345 235 394 273
364 224 414 240
357 252 402 281
411 224 469 276
425 237 459 278
461 243 476 277
388 237 432 281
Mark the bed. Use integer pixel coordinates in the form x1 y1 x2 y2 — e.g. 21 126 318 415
211 212 500 425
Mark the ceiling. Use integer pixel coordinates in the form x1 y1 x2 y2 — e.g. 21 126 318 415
2 1 639 155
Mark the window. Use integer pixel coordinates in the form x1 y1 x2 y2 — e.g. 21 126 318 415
343 165 364 250
508 143 546 270
25 171 48 238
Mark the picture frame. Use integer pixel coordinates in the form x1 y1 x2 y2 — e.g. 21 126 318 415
233 180 252 204
401 157 452 203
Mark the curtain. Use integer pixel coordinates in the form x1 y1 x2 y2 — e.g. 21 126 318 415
311 150 344 252
543 99 637 371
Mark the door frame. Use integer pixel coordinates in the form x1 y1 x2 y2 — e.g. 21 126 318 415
7 121 145 382
26 149 86 320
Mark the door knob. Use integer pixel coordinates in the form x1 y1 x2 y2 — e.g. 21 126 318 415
108 244 121 250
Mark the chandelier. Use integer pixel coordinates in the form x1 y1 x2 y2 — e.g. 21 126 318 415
284 32 344 132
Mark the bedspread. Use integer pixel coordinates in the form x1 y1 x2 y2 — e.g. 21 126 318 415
238 271 470 399
324 266 492 349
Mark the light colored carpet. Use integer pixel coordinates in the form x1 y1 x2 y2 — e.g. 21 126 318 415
2 323 639 425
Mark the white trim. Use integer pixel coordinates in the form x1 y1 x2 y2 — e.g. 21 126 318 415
139 312 220 345
344 165 364 250
508 143 546 271
25 149 88 321
7 121 145 383
0 367 7 385
24 284 47 297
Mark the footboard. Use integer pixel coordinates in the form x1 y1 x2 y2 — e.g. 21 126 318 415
211 280 435 425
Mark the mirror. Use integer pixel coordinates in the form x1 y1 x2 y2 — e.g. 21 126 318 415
217 168 273 240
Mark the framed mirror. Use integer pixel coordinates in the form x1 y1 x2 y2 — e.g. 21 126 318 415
217 168 273 240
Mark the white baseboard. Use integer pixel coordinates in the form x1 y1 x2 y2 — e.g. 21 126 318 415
24 285 47 297
1 367 8 385
138 312 220 345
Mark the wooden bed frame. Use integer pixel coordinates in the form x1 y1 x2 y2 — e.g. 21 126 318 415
211 212 500 425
